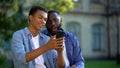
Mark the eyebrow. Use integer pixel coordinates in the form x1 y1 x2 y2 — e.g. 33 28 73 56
39 14 47 18
39 15 47 21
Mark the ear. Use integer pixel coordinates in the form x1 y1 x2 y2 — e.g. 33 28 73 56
29 15 33 22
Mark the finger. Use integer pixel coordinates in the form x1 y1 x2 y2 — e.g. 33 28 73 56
58 45 63 47
56 39 64 42
55 47 61 49
56 37 64 40
56 40 64 44
58 43 63 46
56 45 64 49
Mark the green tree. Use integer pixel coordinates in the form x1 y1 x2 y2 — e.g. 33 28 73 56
0 1 27 67
0 0 14 43
0 0 28 41
32 0 74 14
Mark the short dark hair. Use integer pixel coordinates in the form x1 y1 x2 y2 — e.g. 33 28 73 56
48 10 60 16
29 6 47 16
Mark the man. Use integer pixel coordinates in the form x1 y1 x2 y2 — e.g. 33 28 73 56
11 6 65 68
42 10 84 68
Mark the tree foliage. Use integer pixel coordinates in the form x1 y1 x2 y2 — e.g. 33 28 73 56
0 0 28 41
32 0 74 14
0 0 15 41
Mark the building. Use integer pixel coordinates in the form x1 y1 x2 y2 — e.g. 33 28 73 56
62 0 120 60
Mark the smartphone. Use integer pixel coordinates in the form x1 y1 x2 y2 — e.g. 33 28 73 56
56 31 65 38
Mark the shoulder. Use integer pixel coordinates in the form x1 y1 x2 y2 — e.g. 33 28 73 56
12 28 28 41
12 28 25 37
64 30 80 46
64 30 76 39
11 28 27 45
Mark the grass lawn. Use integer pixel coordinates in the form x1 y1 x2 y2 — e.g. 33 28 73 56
85 60 120 68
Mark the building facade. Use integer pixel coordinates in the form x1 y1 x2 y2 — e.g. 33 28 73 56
62 0 120 59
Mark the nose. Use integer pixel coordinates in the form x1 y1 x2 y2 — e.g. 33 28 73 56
51 21 56 26
41 18 46 25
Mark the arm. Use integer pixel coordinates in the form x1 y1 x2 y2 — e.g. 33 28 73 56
26 44 50 62
26 36 63 62
70 35 84 68
56 47 65 68
11 32 27 63
56 37 65 68
11 32 60 63
26 35 61 62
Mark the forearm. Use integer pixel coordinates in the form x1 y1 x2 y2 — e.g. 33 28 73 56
26 44 49 62
57 52 65 68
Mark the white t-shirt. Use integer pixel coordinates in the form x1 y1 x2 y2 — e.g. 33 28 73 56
32 34 46 68
63 42 70 67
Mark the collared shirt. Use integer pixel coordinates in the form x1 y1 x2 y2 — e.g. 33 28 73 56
42 28 85 68
11 27 58 68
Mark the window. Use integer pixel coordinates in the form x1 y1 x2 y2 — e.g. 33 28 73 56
73 0 79 2
91 0 103 4
110 0 120 8
110 0 120 4
66 21 81 42
92 23 105 51
73 0 82 10
73 0 81 2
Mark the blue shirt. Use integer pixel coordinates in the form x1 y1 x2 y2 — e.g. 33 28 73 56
42 28 84 68
11 27 58 68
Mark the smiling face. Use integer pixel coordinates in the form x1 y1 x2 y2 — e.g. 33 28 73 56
46 12 61 35
29 10 47 30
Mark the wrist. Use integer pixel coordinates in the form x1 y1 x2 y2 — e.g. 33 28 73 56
58 52 63 57
44 43 51 50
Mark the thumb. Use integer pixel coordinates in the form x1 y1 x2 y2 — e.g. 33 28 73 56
51 35 56 39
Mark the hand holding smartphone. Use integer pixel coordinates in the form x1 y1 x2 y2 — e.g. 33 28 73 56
56 31 65 38
56 30 65 47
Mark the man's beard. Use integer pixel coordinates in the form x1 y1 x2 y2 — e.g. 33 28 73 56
46 25 61 36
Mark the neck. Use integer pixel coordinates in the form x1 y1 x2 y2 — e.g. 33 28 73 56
29 24 39 37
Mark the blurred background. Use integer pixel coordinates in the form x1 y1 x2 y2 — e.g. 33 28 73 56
0 0 120 68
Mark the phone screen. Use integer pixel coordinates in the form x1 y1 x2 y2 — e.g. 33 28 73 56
56 31 65 38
